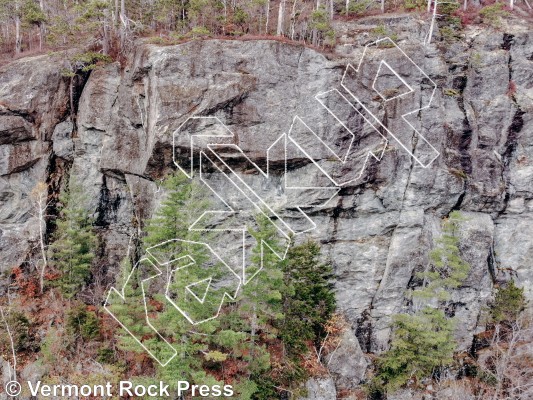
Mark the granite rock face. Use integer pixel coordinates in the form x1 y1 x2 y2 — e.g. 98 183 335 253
1 15 532 395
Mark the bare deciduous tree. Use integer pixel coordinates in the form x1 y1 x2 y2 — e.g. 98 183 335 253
31 181 51 293
0 307 17 382
487 314 533 400
15 0 21 54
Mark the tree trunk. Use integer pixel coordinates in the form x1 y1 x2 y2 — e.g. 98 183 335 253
290 0 297 40
15 1 21 54
426 0 437 45
115 0 119 26
33 183 49 294
39 0 45 51
120 0 127 50
276 1 283 36
463 0 467 10
265 0 270 34
103 9 110 54
329 0 334 20
346 0 350 13
69 76 75 121
0 307 17 381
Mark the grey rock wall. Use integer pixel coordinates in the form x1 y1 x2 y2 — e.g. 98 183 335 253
0 15 532 395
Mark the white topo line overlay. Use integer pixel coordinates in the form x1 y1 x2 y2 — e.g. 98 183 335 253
105 36 439 364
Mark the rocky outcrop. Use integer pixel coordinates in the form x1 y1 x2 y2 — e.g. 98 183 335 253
1 14 532 396
0 55 70 275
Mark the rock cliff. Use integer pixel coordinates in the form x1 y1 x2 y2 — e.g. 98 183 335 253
1 14 532 397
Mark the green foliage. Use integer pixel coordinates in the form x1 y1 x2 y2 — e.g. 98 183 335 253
490 280 525 324
97 346 115 363
187 25 211 38
111 258 166 360
66 304 100 340
345 0 374 15
372 24 398 44
375 307 455 391
233 7 249 25
115 172 219 391
0 311 32 352
438 1 460 15
310 7 335 46
240 214 288 332
280 241 336 354
479 2 509 26
61 51 112 77
374 212 470 393
114 172 334 398
413 211 470 303
403 0 425 11
40 326 61 365
48 177 97 298
144 172 209 252
21 0 46 25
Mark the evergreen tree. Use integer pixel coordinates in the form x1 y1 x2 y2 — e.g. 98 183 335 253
115 172 223 393
48 177 97 298
373 211 471 393
113 177 336 399
490 280 526 325
280 241 336 355
376 307 455 391
240 213 288 340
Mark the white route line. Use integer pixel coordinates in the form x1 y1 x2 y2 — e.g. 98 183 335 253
104 258 178 367
109 36 441 363
371 60 414 101
147 239 241 325
341 37 440 168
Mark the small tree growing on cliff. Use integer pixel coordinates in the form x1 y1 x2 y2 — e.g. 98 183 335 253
31 181 52 293
48 176 97 298
373 211 470 394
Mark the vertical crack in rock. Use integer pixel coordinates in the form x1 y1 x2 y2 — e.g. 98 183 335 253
498 33 525 217
454 75 473 177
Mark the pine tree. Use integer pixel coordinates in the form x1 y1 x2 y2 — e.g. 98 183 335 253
48 177 97 298
113 178 335 398
374 211 471 393
114 172 223 392
376 306 455 391
240 213 288 340
280 240 336 355
490 280 526 324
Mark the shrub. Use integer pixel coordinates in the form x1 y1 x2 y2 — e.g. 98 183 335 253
97 347 115 364
444 88 460 97
490 280 525 324
187 26 211 38
66 304 100 340
346 0 374 15
479 3 509 27
403 0 425 11
0 311 32 352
